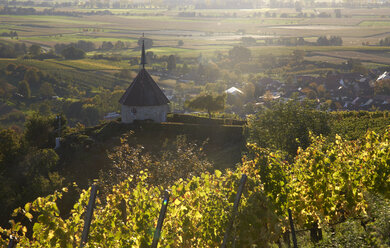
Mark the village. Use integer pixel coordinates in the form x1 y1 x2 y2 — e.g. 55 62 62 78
143 67 390 120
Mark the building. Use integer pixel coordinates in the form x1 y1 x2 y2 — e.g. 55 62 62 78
119 40 170 123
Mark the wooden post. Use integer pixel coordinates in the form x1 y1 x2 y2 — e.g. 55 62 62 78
288 209 298 248
7 237 17 248
120 198 127 223
57 115 61 138
80 184 98 248
151 191 170 248
221 174 247 248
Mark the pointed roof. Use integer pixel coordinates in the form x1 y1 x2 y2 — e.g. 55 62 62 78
140 39 147 68
119 35 169 107
119 68 170 106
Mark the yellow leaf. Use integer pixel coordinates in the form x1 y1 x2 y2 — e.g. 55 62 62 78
48 230 54 240
195 212 202 219
174 198 181 205
25 212 33 220
25 203 31 212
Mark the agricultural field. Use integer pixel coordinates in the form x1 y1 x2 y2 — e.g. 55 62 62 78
1 7 390 64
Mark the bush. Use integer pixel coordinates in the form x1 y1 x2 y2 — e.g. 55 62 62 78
167 113 245 125
246 99 330 157
61 46 86 59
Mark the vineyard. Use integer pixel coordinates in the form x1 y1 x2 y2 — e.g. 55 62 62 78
1 127 390 247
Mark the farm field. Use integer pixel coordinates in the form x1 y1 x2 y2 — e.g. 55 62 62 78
1 7 390 64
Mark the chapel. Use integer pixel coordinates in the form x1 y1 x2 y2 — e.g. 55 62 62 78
119 40 170 123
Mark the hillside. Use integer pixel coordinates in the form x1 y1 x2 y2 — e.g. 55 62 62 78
58 119 245 186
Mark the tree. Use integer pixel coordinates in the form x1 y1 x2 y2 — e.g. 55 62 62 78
24 68 40 87
228 46 251 63
114 40 125 50
18 80 31 98
39 82 55 98
374 78 390 95
61 46 85 59
24 114 54 148
329 36 343 46
101 41 114 50
23 148 59 177
178 40 184 46
82 104 100 126
0 128 20 168
334 9 342 18
0 44 16 58
146 51 154 64
137 37 153 49
316 36 329 46
76 40 95 52
167 55 176 71
246 99 330 158
0 79 11 101
6 63 16 73
186 93 226 119
196 63 221 83
379 37 390 46
29 44 41 56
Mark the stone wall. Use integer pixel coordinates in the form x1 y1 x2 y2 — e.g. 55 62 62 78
121 104 169 123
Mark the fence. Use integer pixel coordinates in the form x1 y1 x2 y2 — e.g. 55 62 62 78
6 174 304 248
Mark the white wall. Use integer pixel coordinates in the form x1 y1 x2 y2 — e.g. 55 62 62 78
121 104 169 123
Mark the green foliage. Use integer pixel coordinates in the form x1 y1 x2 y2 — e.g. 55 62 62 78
17 80 31 98
330 111 390 140
186 93 226 119
29 44 42 56
23 68 40 87
374 79 390 95
245 128 390 230
287 134 367 227
24 114 55 148
228 46 251 63
61 46 86 60
167 113 244 125
39 82 55 98
137 37 153 49
2 126 390 246
99 134 212 195
379 36 390 46
317 194 390 247
316 36 342 46
81 104 100 126
167 54 176 71
246 99 330 157
0 128 20 168
24 114 67 148
22 148 59 177
1 168 280 247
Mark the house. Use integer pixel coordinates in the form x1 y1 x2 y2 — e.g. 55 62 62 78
225 87 244 96
377 71 390 81
119 40 170 123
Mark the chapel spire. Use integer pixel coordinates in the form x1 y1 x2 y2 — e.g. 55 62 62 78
140 34 147 69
